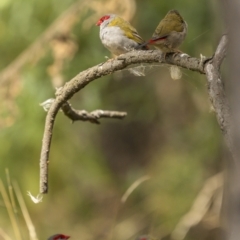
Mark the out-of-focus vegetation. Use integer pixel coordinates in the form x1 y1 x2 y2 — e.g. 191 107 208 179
0 0 224 239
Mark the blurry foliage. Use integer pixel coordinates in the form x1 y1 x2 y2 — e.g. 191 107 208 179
0 0 224 240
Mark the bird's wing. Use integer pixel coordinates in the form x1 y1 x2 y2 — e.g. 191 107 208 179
152 18 184 40
108 16 144 44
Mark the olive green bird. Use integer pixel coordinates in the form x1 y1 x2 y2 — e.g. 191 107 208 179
142 10 187 52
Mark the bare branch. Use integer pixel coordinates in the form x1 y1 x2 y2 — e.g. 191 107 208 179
40 103 59 194
213 34 228 67
205 35 233 153
39 50 207 193
61 101 127 124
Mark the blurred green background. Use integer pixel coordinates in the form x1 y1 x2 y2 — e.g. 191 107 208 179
0 0 224 239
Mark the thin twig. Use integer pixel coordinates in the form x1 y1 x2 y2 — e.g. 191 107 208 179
61 101 127 124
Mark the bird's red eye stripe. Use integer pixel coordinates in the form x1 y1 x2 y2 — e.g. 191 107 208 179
102 15 110 21
96 15 110 26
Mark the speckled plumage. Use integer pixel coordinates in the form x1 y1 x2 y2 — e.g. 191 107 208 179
97 14 147 55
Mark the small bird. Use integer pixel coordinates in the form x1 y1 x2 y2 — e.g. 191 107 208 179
47 234 70 240
142 10 187 52
96 14 148 56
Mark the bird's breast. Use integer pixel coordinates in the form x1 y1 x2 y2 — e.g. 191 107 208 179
99 26 139 55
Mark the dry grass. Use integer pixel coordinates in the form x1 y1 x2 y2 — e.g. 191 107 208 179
0 169 38 240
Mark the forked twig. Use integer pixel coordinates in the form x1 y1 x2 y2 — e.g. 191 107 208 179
61 101 127 124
